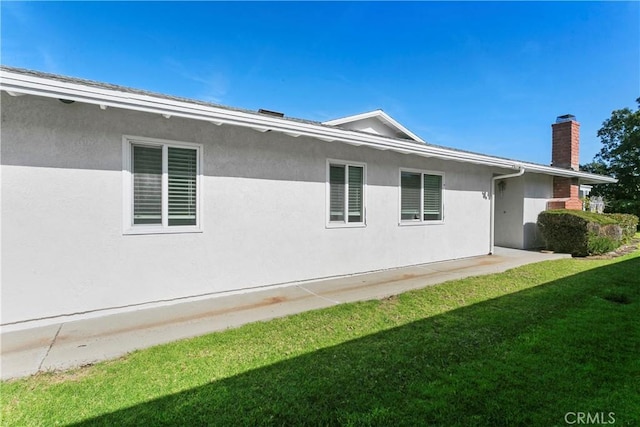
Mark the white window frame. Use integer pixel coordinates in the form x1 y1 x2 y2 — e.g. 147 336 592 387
122 135 203 235
398 168 445 226
326 159 367 228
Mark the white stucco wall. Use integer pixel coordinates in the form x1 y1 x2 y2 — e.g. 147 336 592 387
494 173 553 249
494 175 525 249
523 173 553 249
2 94 495 326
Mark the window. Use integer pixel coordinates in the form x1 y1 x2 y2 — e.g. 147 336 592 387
400 169 444 223
123 136 202 234
327 160 365 227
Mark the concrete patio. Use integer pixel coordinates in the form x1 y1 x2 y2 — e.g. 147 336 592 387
1 247 569 381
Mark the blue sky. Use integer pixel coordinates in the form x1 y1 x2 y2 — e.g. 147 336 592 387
2 1 638 165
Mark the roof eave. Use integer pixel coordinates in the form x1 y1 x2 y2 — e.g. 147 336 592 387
0 69 522 169
0 68 617 183
522 164 617 184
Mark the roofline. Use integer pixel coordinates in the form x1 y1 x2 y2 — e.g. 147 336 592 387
519 164 616 184
0 67 617 184
322 109 425 143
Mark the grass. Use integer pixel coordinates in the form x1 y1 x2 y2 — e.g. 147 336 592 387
2 249 640 426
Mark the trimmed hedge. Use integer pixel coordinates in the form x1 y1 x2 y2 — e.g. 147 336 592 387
536 210 633 257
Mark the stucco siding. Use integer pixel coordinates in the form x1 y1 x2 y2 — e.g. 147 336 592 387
523 173 553 249
333 117 400 138
494 175 525 249
2 94 494 326
494 173 553 250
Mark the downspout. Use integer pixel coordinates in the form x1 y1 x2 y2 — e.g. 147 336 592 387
490 166 525 255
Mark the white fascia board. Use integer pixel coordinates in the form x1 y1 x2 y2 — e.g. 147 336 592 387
323 109 425 143
322 110 383 125
522 163 617 184
0 70 519 170
0 69 616 182
375 111 426 143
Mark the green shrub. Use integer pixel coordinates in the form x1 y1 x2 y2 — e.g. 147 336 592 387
537 210 623 257
587 233 618 255
604 213 639 241
539 209 617 225
537 211 589 256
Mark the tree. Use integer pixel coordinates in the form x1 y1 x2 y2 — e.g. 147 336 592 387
582 98 640 221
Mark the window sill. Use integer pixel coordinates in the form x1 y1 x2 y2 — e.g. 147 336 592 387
398 220 444 226
124 226 203 235
326 222 367 229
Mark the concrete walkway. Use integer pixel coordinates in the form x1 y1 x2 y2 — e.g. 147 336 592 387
1 248 568 380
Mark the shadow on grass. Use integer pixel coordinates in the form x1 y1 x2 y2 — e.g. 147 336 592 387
74 257 640 426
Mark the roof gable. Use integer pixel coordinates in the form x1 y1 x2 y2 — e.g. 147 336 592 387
322 110 425 143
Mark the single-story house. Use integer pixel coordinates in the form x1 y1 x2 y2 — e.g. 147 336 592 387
0 66 615 329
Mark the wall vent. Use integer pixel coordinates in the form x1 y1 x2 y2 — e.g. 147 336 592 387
258 109 284 118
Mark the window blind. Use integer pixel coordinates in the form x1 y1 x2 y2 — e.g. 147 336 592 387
423 174 442 220
348 165 363 222
168 147 197 226
401 171 421 220
132 145 162 224
329 164 345 221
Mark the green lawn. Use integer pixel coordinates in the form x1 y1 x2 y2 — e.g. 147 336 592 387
2 250 639 426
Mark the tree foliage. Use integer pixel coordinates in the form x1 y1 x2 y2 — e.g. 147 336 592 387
581 98 640 220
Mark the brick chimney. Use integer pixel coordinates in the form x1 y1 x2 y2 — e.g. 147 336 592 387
551 114 580 170
548 115 582 210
